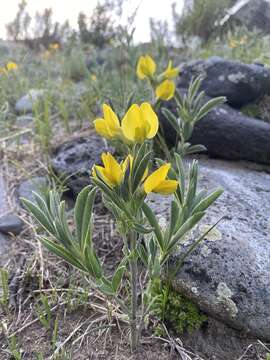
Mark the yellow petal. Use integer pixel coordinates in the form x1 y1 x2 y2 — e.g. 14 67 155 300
122 104 142 142
140 102 159 139
94 118 112 139
155 80 175 101
153 180 178 195
137 56 147 79
144 163 171 194
162 60 179 79
136 55 156 80
6 62 18 71
145 55 156 76
103 104 120 129
121 154 133 173
101 153 123 186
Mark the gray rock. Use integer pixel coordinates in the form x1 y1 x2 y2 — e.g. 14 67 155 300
0 172 8 217
160 89 270 165
149 157 270 341
16 114 33 124
15 89 44 114
0 214 23 235
230 0 270 34
51 134 111 195
0 233 11 267
18 177 48 206
177 57 270 107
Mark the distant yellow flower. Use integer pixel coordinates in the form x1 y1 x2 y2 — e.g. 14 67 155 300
162 60 179 79
121 102 159 143
155 80 175 101
42 50 51 59
6 62 18 71
93 152 124 187
136 55 156 80
239 36 247 45
49 43 60 50
143 163 178 195
0 67 7 75
94 104 122 140
91 74 97 81
229 39 238 49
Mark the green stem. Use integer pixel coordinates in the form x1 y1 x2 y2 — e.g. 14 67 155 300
129 231 138 352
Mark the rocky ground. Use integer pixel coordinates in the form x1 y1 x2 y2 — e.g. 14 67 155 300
1 45 270 359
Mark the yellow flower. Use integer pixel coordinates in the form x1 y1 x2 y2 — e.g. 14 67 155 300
91 74 97 81
143 163 178 195
93 152 124 187
121 102 159 143
94 104 122 140
229 39 238 49
239 36 247 45
6 62 18 71
162 60 179 79
42 50 51 59
0 67 7 75
136 55 156 80
155 80 175 101
49 43 59 50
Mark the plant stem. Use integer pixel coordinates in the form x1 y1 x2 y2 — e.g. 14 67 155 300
129 231 138 352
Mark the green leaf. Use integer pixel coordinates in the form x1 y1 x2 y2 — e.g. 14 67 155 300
22 198 56 235
166 211 205 254
192 189 223 215
39 236 87 272
142 203 164 251
75 186 96 252
185 144 207 155
132 151 151 192
195 96 226 122
168 199 179 239
112 266 126 292
85 247 103 279
161 108 179 133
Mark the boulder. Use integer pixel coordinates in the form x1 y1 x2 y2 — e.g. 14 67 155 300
177 57 270 107
51 134 111 195
15 89 44 114
18 177 48 206
0 214 23 235
160 91 270 165
230 0 270 34
149 156 270 341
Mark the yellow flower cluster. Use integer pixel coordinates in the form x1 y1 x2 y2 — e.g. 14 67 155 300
0 61 18 75
137 55 179 101
93 152 178 195
229 36 248 49
94 102 158 143
92 54 179 196
41 43 60 59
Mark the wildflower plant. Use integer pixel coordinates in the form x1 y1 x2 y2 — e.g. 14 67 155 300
136 55 226 158
23 93 222 351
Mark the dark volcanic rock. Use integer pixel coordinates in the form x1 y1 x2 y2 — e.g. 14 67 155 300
177 57 270 107
231 0 270 34
51 134 110 195
160 90 270 165
0 214 23 235
149 157 270 342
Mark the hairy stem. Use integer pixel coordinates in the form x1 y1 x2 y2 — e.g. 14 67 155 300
129 231 138 351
